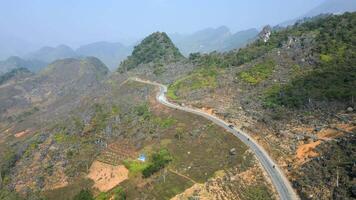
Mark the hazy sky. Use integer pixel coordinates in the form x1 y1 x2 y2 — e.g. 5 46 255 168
0 0 325 47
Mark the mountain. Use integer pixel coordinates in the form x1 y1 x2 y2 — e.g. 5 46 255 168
170 26 258 55
0 57 109 122
0 56 47 74
120 32 184 71
26 45 78 63
0 67 33 85
166 12 356 199
221 28 260 51
76 41 132 70
279 0 356 26
305 0 356 17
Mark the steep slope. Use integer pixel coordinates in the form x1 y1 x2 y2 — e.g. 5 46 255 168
0 56 47 74
0 57 109 123
0 63 275 200
120 32 184 71
171 26 258 55
0 67 33 85
76 42 133 70
165 12 356 200
26 45 78 63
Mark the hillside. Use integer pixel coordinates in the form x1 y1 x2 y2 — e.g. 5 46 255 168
0 57 109 123
0 9 355 200
165 12 356 199
0 59 275 200
0 56 47 74
119 32 184 71
0 67 33 85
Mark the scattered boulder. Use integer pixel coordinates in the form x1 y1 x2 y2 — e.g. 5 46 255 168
346 107 354 112
229 148 236 155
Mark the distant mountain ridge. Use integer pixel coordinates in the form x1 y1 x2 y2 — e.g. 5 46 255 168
279 0 356 26
170 26 258 56
25 45 78 63
0 56 47 74
76 41 133 70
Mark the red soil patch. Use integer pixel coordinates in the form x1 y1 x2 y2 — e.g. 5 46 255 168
295 141 321 165
201 107 215 115
87 161 129 192
14 130 30 138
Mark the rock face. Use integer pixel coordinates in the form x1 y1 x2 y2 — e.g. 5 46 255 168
120 32 184 71
259 25 272 43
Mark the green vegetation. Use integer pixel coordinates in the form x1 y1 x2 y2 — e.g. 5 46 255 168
123 160 150 175
0 149 18 186
294 135 355 199
90 104 110 133
44 179 94 200
153 63 166 76
244 185 274 200
142 149 172 178
238 60 275 84
133 103 151 119
73 189 94 200
144 171 194 199
11 106 39 123
123 149 172 178
153 117 177 128
0 67 31 85
96 187 126 200
264 13 356 108
167 67 218 100
119 32 183 71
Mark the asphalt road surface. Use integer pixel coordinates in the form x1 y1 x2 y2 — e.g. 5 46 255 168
132 77 298 200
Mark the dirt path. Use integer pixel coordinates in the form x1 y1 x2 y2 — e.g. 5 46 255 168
169 169 196 184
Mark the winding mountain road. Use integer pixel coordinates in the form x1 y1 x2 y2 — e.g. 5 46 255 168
131 77 298 200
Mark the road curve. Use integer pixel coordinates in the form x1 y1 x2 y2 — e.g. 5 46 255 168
131 77 298 200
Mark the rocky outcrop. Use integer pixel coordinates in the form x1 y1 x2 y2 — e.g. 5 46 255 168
259 25 272 43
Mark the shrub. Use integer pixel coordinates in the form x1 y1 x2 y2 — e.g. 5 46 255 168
238 60 275 85
142 149 172 178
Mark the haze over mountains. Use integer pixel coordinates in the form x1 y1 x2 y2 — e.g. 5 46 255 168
0 0 355 197
170 27 259 56
0 0 355 74
279 0 356 26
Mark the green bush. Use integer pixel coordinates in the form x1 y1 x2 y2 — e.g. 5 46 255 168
142 149 172 178
238 60 275 85
167 67 218 99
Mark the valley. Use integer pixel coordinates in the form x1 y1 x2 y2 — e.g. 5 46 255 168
0 6 355 200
